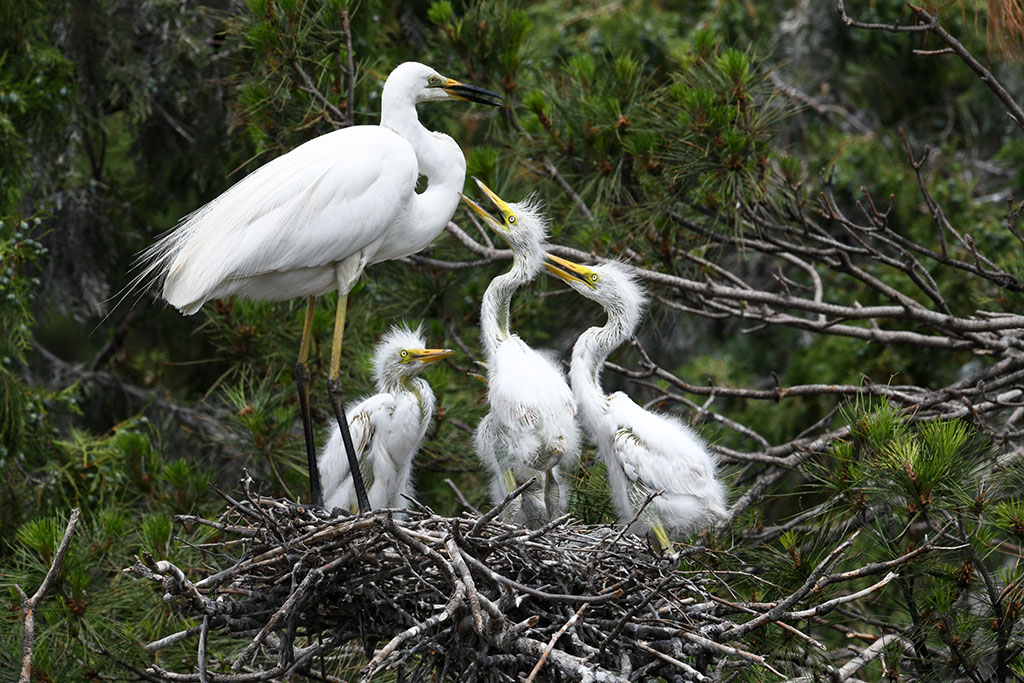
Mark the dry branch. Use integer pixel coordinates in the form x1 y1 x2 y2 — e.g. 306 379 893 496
127 481 943 682
16 508 81 683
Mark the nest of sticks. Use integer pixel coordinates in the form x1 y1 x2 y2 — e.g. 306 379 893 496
127 476 904 682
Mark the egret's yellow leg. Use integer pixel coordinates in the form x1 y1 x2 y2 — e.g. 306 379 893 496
298 295 316 364
502 469 517 494
651 524 672 553
295 296 322 507
324 292 371 512
328 291 347 379
499 468 527 524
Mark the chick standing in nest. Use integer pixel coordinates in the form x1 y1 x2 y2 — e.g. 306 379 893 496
319 324 453 512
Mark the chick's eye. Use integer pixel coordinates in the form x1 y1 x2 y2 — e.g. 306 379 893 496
591 273 599 282
508 215 517 224
400 350 409 357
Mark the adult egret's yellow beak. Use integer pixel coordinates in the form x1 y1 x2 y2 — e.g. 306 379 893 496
442 78 502 106
460 177 517 233
543 253 600 289
401 348 455 365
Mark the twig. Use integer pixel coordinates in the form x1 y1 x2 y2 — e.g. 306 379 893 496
782 572 899 620
525 603 590 682
198 616 209 683
445 477 480 515
837 634 913 680
722 530 859 639
470 477 536 535
16 508 81 683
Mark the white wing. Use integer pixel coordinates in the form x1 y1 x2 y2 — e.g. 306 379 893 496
318 392 395 512
604 393 726 534
487 336 579 470
369 389 432 509
144 126 419 311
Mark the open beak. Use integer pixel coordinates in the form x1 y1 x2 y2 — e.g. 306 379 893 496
403 348 456 365
543 253 600 289
459 193 504 232
443 78 502 106
459 177 515 233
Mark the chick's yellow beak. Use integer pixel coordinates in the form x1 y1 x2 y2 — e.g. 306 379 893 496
543 253 600 289
459 193 505 232
402 348 455 365
461 177 517 234
473 177 515 222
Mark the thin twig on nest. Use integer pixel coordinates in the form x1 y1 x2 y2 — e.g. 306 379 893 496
127 480 936 681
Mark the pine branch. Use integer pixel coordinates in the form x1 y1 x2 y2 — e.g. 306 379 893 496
16 509 81 683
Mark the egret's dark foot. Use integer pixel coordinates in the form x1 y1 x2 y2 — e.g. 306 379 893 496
327 376 371 512
520 479 548 529
295 360 323 508
544 469 562 520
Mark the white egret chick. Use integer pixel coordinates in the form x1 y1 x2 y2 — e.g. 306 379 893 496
132 62 500 509
544 254 727 550
461 179 579 527
319 325 453 513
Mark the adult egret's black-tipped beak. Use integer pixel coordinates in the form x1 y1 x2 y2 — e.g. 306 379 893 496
443 78 502 106
403 348 455 365
543 253 600 290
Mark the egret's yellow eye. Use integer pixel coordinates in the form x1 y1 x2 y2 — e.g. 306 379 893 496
591 273 599 283
400 350 409 357
508 215 517 225
428 74 441 86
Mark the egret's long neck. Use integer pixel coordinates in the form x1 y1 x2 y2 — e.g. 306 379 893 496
380 95 452 178
380 89 424 145
397 142 465 256
480 241 542 356
373 96 467 262
570 308 631 424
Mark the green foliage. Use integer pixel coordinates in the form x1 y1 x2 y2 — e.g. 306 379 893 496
787 400 1024 677
1 505 216 680
221 370 307 498
430 0 533 78
0 1 74 211
0 218 48 361
3 0 1024 678
15 515 62 564
654 45 784 218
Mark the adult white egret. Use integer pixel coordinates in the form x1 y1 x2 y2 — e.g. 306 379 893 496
318 324 453 513
543 254 727 550
133 62 500 509
461 179 579 527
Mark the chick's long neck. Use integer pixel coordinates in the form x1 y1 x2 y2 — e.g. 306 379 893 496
480 236 542 356
570 305 631 427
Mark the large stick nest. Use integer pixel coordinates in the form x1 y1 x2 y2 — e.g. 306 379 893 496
127 477 907 682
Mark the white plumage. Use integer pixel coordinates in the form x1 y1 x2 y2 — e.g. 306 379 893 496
134 62 499 314
544 256 727 549
319 324 452 512
462 180 579 527
128 61 499 507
